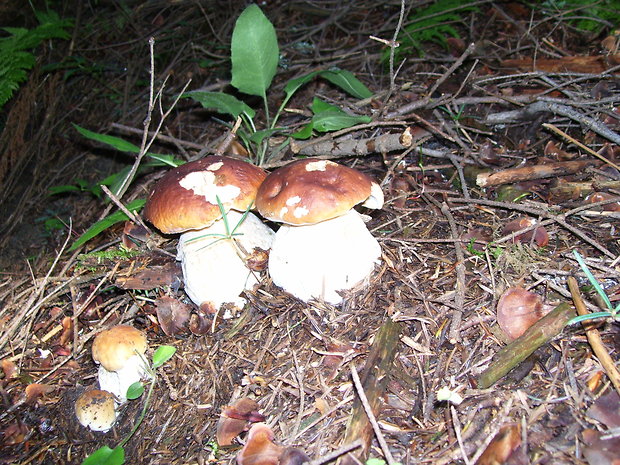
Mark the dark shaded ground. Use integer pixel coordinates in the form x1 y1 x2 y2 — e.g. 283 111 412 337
1 1 619 464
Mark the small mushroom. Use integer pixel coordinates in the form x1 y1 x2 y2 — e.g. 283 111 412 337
143 156 274 313
75 390 117 432
91 325 149 402
255 159 384 304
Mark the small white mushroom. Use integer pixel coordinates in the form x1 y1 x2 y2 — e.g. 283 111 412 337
91 325 149 402
75 389 117 432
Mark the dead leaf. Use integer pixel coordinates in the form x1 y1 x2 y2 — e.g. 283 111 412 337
1 359 18 381
237 423 283 465
59 316 73 346
2 421 29 445
217 397 265 446
582 428 620 465
496 287 545 340
156 296 191 336
476 423 522 465
544 141 576 161
280 447 310 465
587 391 620 429
24 383 55 405
501 217 549 247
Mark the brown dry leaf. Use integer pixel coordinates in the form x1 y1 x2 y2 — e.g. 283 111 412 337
476 423 522 465
115 261 181 291
217 397 265 446
501 55 620 74
155 296 191 336
496 287 545 341
280 447 310 465
462 228 491 252
121 220 151 249
585 192 620 212
582 428 620 465
237 423 283 465
24 383 55 405
59 316 73 346
245 248 270 272
1 358 18 381
587 391 620 429
501 217 549 247
544 141 576 161
2 422 29 446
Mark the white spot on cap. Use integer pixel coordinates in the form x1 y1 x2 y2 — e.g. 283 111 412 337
280 207 288 217
179 171 241 204
305 160 336 172
293 206 309 218
286 196 301 206
206 162 224 171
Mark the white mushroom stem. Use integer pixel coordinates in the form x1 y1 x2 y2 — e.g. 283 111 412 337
268 210 381 305
177 211 274 312
97 353 150 403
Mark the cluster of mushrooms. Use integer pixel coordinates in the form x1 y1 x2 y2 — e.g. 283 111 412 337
75 325 149 432
142 156 385 311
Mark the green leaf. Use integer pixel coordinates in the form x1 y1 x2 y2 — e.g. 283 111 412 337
312 112 371 132
310 98 342 114
230 5 279 99
126 382 144 400
573 251 614 311
318 69 372 99
73 124 141 153
152 345 176 368
48 184 82 195
183 91 255 119
283 71 320 101
69 198 146 251
290 123 314 140
81 446 125 465
249 128 283 146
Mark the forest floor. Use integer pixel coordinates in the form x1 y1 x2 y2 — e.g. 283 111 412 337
1 1 619 464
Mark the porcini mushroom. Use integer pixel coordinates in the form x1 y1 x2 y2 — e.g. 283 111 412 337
91 325 148 402
143 156 275 313
255 158 384 304
75 389 117 432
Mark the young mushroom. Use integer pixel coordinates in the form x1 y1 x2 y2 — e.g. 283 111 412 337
143 156 275 314
91 325 149 402
75 389 117 432
255 158 384 304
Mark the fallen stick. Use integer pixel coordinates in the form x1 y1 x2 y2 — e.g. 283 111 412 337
290 127 415 156
337 318 402 465
476 159 599 187
478 302 576 389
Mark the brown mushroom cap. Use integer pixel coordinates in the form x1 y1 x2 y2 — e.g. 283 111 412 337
255 159 382 225
75 389 117 432
143 156 267 234
92 325 147 372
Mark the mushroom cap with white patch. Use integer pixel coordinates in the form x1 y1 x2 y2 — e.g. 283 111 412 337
255 159 383 225
143 156 267 234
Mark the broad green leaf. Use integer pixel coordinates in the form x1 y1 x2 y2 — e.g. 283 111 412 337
126 382 144 400
311 98 342 114
81 446 125 465
319 69 372 99
290 123 314 140
74 124 141 153
152 345 176 368
146 153 183 168
48 185 82 195
312 112 371 132
230 5 279 98
69 198 146 251
183 91 255 119
283 71 320 101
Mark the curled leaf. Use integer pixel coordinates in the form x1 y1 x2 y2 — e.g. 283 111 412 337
155 296 191 336
217 397 265 446
237 423 283 465
496 287 545 340
501 217 548 247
